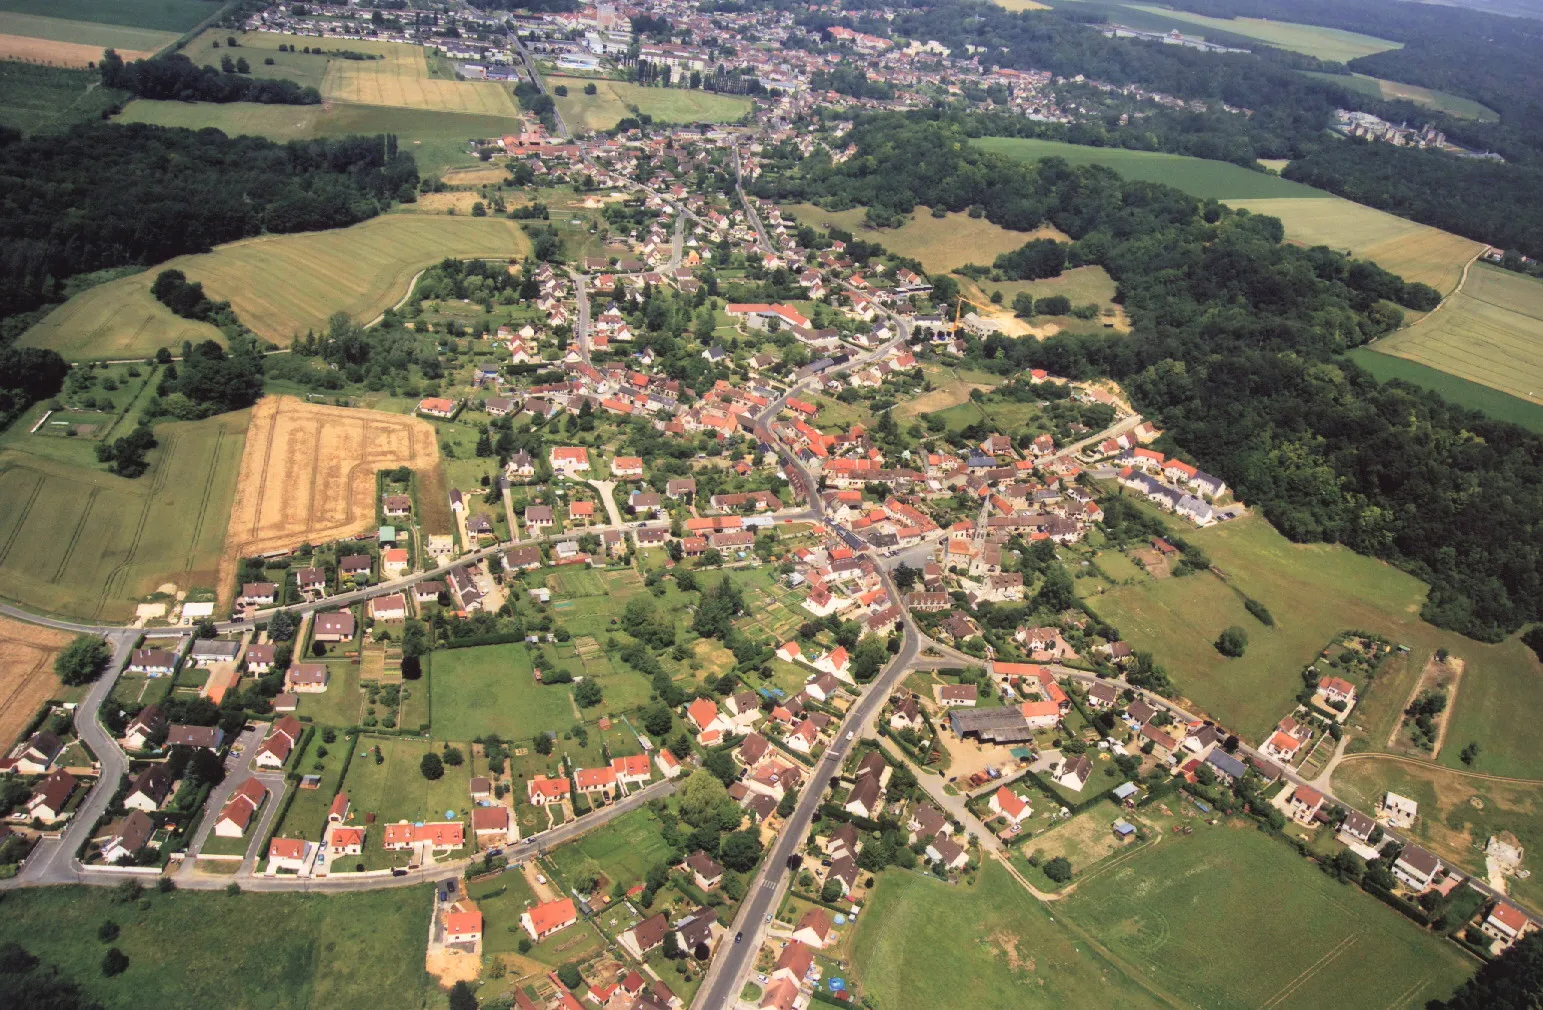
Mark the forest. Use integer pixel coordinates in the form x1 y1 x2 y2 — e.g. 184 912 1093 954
752 112 1543 641
100 50 321 105
0 123 418 327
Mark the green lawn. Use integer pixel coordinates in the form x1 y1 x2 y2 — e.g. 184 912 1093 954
850 860 1168 1010
291 659 363 728
1059 823 1472 1008
428 643 578 741
546 807 674 894
338 736 473 852
0 884 439 1009
272 730 354 846
974 136 1328 201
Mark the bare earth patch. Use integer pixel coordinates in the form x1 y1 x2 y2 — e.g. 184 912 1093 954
426 950 481 987
0 34 153 66
218 396 440 610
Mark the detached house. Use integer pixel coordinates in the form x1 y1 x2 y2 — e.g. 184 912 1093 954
1393 844 1443 892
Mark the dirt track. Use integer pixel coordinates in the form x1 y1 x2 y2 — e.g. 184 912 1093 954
0 615 71 748
217 396 440 610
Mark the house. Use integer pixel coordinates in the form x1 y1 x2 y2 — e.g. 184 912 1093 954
528 775 570 806
676 905 718 954
123 704 168 750
804 673 842 703
267 837 313 874
166 725 223 750
790 907 833 950
1393 844 1443 891
550 446 591 475
935 684 977 708
284 663 329 694
1055 754 1093 792
443 904 484 948
1483 901 1534 948
1086 682 1118 709
368 593 408 621
99 810 156 864
381 820 463 852
927 837 969 871
889 695 923 732
623 912 671 958
418 397 457 419
844 774 883 820
574 766 618 799
1317 676 1357 708
380 549 410 578
521 897 579 940
666 478 697 500
685 850 724 890
471 805 512 841
826 854 859 895
655 748 682 779
244 644 276 675
612 456 644 478
129 649 177 676
1260 730 1305 764
239 582 277 606
11 731 64 774
327 825 365 856
761 979 800 1010
774 940 814 985
1340 809 1376 843
776 641 801 663
313 611 356 643
1381 791 1419 828
328 792 350 823
907 803 949 846
826 822 860 862
189 639 241 666
989 786 1031 826
815 646 850 680
382 494 413 518
524 506 555 532
124 764 173 812
1204 749 1246 783
254 715 303 769
1287 784 1324 825
686 698 729 736
27 769 77 821
214 777 267 837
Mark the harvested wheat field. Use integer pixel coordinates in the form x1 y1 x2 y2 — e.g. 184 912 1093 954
322 45 519 116
0 33 148 66
218 397 440 609
0 616 70 748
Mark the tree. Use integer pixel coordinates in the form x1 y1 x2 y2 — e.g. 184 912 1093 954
101 947 129 976
820 878 845 903
678 769 731 827
850 637 889 682
1042 857 1072 883
442 746 464 766
54 636 109 686
267 609 298 642
1461 741 1481 766
556 963 583 990
533 733 553 756
704 749 737 786
574 680 603 707
719 829 762 872
1430 931 1543 1009
449 980 480 1010
892 562 918 592
642 702 673 737
1215 626 1248 657
584 82 597 95
420 751 444 780
97 920 119 942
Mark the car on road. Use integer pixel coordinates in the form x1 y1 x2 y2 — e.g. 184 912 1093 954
845 731 854 741
735 931 743 943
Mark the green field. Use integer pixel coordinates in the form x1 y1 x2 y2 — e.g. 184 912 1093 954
975 136 1327 201
0 884 438 1009
291 659 364 728
1121 4 1402 61
780 202 1045 273
1333 754 1543 915
1371 264 1543 404
1302 71 1498 121
850 860 1168 1010
21 214 532 355
116 98 524 177
1060 824 1470 1008
546 75 751 133
0 409 247 621
1345 347 1543 434
547 807 675 893
0 10 178 50
428 642 579 741
0 0 213 32
1432 633 1543 779
966 264 1119 309
0 61 121 133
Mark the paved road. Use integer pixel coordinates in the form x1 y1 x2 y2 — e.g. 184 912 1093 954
572 268 592 363
587 479 625 528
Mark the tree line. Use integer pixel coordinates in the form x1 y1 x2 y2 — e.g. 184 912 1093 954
100 50 321 105
754 112 1543 640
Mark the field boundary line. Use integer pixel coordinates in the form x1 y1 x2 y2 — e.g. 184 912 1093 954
0 467 44 567
1258 931 1360 1009
1335 750 1543 786
181 426 224 569
50 486 101 586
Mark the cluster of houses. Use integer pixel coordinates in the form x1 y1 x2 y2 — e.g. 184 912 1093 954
1110 446 1229 527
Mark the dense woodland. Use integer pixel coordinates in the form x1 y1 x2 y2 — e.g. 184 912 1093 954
100 50 320 105
753 113 1543 640
0 123 418 325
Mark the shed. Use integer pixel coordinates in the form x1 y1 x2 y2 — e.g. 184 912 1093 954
1113 820 1136 838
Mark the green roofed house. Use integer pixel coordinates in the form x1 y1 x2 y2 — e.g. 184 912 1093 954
379 526 397 543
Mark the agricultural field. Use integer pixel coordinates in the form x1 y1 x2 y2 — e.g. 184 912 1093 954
0 61 120 132
546 75 751 133
0 0 214 32
1333 753 1543 915
1060 824 1471 1008
849 860 1168 1010
0 883 437 1009
219 396 440 610
321 40 521 117
780 203 1047 273
1370 264 1543 404
427 642 579 741
991 0 1050 8
0 10 176 62
23 214 532 357
974 137 1328 201
0 410 247 622
1121 4 1403 62
1431 634 1543 779
1224 196 1482 293
115 99 524 176
1345 347 1543 435
0 614 71 748
1302 71 1498 121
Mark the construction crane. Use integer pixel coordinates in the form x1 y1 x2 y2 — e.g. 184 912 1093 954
951 294 1000 336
